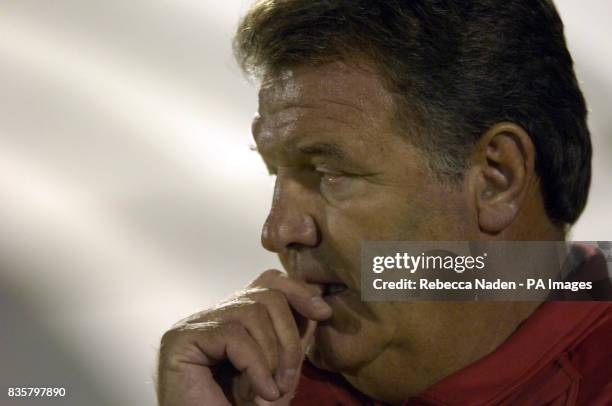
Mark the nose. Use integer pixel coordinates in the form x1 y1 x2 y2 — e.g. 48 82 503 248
261 173 319 253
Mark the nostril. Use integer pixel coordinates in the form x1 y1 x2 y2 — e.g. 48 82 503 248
260 201 320 251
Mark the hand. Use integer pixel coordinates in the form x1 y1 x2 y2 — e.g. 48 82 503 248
157 269 333 405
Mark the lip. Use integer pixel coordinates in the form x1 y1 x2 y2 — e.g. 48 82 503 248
292 260 343 284
292 268 349 297
301 273 344 286
321 285 350 303
286 253 350 296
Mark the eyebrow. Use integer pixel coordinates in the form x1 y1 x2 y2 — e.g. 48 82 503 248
250 140 353 175
296 142 347 161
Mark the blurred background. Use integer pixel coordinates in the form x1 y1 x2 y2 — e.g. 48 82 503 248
0 1 610 405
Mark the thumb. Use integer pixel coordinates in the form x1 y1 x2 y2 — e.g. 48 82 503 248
280 318 317 391
300 319 317 354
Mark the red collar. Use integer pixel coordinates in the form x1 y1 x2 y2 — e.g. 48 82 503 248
414 301 612 405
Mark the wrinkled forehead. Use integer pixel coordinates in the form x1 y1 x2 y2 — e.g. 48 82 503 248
257 61 394 117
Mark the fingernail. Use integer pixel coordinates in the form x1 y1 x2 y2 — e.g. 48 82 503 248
275 368 297 393
310 296 331 312
266 377 280 399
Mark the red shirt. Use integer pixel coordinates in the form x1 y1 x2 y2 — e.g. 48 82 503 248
293 301 612 405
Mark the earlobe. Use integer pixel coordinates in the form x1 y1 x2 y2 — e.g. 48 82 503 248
467 122 535 234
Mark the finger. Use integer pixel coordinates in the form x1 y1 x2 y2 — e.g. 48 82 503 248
212 300 281 374
235 372 255 403
277 319 318 397
250 321 319 406
253 269 332 321
300 318 318 351
158 326 231 406
161 322 280 402
244 289 304 393
222 323 281 401
240 305 281 373
253 393 293 406
158 364 230 406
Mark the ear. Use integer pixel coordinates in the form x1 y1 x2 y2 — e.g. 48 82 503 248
465 122 535 234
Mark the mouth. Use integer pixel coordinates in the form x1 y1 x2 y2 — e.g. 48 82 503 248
322 282 349 297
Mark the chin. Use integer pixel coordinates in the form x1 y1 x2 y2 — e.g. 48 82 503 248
306 324 351 372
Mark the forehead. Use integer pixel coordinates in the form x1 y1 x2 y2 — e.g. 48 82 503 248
253 62 397 151
258 62 392 114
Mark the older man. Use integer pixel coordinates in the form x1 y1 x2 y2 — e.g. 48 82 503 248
157 1 611 405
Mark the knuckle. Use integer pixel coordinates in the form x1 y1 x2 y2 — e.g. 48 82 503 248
160 325 183 348
255 268 283 285
244 301 268 319
158 327 196 371
160 322 211 350
247 287 287 309
264 288 287 305
180 308 213 324
223 321 247 337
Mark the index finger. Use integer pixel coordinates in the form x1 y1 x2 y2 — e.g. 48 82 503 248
251 269 332 320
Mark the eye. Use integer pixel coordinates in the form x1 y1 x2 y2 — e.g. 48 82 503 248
313 166 343 180
315 167 353 200
320 170 345 186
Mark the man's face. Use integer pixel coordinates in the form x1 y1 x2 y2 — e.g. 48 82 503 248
253 61 479 385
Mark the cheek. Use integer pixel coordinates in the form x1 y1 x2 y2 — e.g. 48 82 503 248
321 213 362 283
412 182 474 235
324 196 421 244
320 202 415 290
